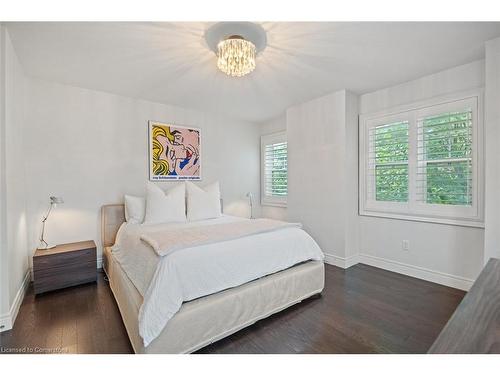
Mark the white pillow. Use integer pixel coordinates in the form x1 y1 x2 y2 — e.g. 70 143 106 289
186 181 221 221
124 195 146 224
143 183 186 224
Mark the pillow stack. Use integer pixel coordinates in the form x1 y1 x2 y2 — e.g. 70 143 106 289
123 181 222 225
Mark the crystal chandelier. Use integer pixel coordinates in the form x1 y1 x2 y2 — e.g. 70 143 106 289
217 35 256 77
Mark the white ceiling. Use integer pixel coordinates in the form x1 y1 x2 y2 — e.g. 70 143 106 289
7 22 500 123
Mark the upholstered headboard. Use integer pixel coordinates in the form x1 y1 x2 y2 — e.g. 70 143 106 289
101 204 126 247
100 199 224 247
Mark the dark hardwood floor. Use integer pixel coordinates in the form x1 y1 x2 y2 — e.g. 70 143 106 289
0 264 465 354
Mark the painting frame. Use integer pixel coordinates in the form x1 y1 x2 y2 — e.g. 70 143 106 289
148 120 202 181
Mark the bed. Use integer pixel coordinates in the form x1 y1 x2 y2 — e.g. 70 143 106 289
101 204 325 354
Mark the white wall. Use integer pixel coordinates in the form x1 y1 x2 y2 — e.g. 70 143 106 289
344 91 360 261
287 90 358 266
5 27 28 309
259 115 287 221
0 26 29 331
287 91 345 256
359 60 486 114
23 78 261 263
0 25 9 325
358 60 486 287
484 37 500 263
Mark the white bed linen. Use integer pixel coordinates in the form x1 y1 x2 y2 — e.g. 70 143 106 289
140 219 301 256
112 215 324 347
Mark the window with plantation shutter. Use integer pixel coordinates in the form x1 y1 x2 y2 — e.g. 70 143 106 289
416 109 472 206
370 120 409 203
360 93 483 227
261 132 287 206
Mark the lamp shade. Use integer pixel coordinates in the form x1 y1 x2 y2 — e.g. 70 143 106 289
50 196 64 205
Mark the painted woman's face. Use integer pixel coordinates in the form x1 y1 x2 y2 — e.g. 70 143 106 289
172 129 199 157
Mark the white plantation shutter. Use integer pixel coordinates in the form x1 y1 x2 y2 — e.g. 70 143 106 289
261 132 287 206
416 109 473 206
360 93 483 227
368 120 409 202
264 142 287 196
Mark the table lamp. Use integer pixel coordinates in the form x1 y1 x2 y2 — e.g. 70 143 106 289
246 192 254 219
37 196 64 250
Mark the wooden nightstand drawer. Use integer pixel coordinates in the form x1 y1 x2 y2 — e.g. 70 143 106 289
33 240 97 295
34 261 97 294
33 248 96 270
34 258 95 278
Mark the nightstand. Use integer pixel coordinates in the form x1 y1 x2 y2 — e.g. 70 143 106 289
33 240 97 294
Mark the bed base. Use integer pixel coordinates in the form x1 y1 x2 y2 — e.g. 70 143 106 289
103 246 324 353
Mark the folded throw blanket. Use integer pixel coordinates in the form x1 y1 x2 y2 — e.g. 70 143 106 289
141 218 301 256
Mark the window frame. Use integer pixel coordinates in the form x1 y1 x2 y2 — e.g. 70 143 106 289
261 131 287 207
359 90 484 228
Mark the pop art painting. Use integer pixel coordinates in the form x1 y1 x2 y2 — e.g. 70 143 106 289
149 121 201 180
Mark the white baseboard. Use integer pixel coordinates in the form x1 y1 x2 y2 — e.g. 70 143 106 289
324 253 359 269
324 251 473 291
0 270 31 332
97 257 103 269
0 313 11 332
358 253 473 291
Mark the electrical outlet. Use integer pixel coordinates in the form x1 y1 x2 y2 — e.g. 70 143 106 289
402 240 410 251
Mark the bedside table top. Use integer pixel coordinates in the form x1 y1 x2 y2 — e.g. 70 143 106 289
34 240 96 257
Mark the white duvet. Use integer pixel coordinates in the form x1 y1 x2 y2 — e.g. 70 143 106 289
112 215 324 347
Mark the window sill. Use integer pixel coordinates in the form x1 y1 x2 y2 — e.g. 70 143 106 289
359 210 484 228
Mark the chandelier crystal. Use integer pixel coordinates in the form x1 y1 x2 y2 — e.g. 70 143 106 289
217 35 256 77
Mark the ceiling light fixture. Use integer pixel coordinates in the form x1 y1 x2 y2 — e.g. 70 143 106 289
205 22 267 78
217 35 256 77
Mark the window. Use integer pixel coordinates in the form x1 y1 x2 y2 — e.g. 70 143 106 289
261 132 287 206
416 109 472 206
372 120 409 202
359 93 483 227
